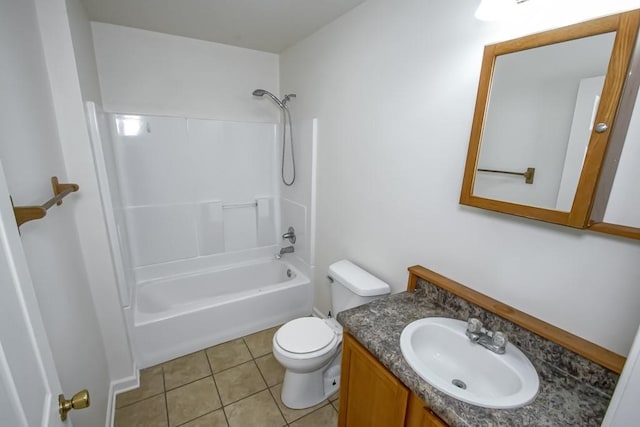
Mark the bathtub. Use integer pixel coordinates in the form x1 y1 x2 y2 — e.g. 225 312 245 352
128 258 312 368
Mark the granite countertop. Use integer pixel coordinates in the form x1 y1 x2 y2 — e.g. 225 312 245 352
336 287 615 426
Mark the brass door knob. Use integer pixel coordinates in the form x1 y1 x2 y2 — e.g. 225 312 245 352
59 389 90 421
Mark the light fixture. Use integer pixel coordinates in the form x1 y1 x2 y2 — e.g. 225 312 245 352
475 0 530 21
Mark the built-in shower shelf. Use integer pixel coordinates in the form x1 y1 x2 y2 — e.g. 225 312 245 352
222 202 258 209
12 176 79 228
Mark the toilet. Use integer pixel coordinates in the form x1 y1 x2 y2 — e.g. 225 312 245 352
272 260 391 409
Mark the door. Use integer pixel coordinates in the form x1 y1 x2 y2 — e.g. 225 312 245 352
602 321 640 426
0 162 66 427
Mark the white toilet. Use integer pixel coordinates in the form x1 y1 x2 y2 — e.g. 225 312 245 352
272 260 391 409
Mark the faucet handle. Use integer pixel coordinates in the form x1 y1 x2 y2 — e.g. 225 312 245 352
467 318 483 334
282 226 296 244
492 331 508 352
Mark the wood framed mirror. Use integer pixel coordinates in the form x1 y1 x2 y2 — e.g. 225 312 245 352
460 10 640 230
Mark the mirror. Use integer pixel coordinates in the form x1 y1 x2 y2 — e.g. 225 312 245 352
460 10 640 229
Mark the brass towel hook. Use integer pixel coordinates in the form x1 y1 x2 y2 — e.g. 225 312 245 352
12 176 79 228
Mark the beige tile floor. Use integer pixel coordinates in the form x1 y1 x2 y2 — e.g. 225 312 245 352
114 326 339 427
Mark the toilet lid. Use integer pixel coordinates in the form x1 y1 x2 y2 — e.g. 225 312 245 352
276 317 336 354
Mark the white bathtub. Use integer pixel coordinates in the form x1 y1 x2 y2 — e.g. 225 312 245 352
128 259 312 367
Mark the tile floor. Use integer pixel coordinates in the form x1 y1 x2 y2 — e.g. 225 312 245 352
114 326 339 427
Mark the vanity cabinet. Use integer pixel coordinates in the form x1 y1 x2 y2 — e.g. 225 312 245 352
405 393 448 427
338 332 448 427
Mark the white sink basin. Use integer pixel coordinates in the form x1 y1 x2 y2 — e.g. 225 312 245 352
400 317 539 409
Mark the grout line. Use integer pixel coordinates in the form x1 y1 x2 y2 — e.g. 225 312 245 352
267 382 332 425
289 402 333 426
118 327 281 427
243 327 279 360
175 408 222 427
221 385 270 408
204 351 213 375
211 357 255 376
114 390 166 410
164 374 213 392
240 337 252 355
204 349 230 426
254 355 288 424
213 358 260 377
255 355 270 386
267 386 289 424
162 367 170 427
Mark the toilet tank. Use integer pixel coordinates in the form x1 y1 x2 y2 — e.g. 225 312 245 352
328 260 391 315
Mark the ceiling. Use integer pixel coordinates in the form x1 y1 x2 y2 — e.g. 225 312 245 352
79 0 368 53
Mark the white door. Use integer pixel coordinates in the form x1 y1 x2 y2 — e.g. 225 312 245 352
0 162 66 427
602 322 640 426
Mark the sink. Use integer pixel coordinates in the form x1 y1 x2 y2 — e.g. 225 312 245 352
400 317 539 409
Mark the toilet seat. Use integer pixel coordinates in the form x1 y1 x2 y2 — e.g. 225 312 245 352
275 317 337 355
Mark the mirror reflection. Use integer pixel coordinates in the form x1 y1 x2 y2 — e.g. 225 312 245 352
473 32 615 211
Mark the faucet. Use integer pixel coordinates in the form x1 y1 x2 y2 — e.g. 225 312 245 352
465 318 508 354
276 246 295 259
282 226 296 244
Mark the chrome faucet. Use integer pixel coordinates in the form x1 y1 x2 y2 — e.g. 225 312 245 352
282 226 296 244
465 318 508 354
278 246 295 257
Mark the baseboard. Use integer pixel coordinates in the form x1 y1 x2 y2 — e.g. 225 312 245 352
105 364 139 427
312 307 328 319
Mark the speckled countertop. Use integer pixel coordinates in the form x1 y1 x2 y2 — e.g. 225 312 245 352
336 279 617 427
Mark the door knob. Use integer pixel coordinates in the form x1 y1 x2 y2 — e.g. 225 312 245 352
594 122 608 133
59 389 90 421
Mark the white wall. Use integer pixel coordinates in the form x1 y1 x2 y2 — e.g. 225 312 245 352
34 0 136 419
86 103 137 308
0 1 111 425
280 0 640 355
65 0 102 103
279 118 318 280
92 22 280 122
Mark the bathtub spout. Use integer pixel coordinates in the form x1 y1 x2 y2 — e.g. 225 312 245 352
279 246 295 256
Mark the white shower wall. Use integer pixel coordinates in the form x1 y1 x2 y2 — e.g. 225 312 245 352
111 114 278 268
280 118 318 268
86 103 136 307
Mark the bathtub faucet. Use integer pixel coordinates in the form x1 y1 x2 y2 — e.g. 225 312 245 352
276 246 295 259
282 226 296 244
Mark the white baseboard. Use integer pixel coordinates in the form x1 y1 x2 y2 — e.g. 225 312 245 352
312 307 328 319
105 364 139 427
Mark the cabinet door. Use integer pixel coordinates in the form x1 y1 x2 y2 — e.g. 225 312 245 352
338 332 409 427
406 392 448 427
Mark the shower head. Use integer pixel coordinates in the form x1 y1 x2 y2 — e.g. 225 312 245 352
253 88 296 186
252 89 285 109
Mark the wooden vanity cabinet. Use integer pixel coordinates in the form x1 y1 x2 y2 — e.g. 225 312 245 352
338 332 448 427
405 393 448 427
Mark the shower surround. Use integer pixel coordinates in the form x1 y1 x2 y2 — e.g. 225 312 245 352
86 102 316 366
112 113 279 266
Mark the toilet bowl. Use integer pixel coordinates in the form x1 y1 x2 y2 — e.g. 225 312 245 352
272 317 343 409
273 260 390 409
